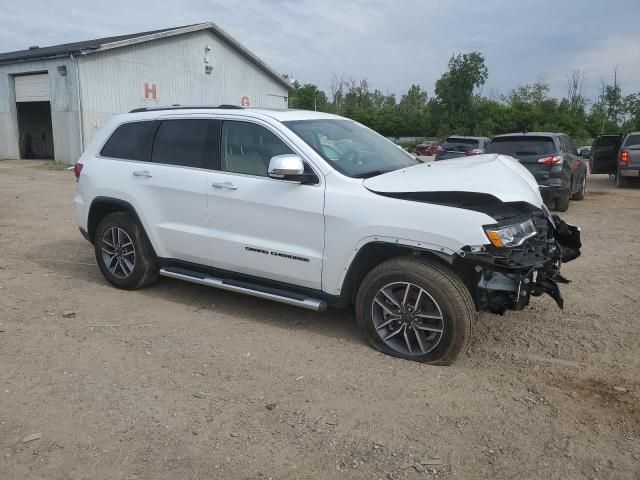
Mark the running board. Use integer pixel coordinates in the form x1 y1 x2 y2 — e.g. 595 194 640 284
159 267 327 312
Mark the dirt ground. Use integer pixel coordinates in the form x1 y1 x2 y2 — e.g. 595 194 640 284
1 159 638 480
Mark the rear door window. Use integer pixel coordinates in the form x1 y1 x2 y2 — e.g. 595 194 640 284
594 135 622 150
486 137 556 156
151 119 220 169
101 121 156 161
623 134 640 147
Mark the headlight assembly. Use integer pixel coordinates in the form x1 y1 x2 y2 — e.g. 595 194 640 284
485 219 537 248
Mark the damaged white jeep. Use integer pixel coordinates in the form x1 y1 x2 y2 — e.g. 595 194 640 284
74 107 581 364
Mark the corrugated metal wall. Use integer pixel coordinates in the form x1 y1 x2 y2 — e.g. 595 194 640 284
78 30 290 146
0 58 82 163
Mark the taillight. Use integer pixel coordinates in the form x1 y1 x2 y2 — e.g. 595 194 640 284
74 162 83 180
620 150 629 166
466 148 484 155
537 155 562 165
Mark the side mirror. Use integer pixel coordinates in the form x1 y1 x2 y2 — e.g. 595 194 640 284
268 154 305 180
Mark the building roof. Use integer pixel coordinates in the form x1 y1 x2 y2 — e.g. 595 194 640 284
0 23 291 89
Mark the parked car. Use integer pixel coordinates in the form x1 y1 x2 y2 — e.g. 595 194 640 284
414 140 439 156
591 132 640 188
577 145 591 158
434 136 491 160
74 106 581 364
486 132 588 212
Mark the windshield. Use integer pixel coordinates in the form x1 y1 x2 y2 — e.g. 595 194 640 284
284 119 419 178
487 136 556 156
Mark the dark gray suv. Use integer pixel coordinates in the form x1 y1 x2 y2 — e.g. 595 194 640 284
434 136 491 161
486 132 588 212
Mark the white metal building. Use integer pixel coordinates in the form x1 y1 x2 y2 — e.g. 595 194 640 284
0 23 291 164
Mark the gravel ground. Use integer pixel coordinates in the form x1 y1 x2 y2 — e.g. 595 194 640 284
0 160 638 480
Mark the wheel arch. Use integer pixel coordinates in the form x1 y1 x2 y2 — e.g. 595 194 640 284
338 241 476 305
87 197 156 257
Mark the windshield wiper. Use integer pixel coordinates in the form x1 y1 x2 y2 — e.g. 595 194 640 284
351 169 394 179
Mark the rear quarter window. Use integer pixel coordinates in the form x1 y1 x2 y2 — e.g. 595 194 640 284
100 121 155 161
624 134 640 147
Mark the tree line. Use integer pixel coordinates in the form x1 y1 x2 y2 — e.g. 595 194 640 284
287 52 640 143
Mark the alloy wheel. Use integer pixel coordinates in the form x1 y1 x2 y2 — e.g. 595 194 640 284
371 282 445 356
101 227 136 279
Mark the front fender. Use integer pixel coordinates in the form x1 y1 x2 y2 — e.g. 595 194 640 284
333 236 457 296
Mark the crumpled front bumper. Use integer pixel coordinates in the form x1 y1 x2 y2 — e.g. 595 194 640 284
553 216 581 263
459 213 581 313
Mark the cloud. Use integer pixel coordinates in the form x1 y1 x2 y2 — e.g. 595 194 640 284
1 0 639 100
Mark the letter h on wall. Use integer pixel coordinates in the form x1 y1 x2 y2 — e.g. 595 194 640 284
144 83 157 100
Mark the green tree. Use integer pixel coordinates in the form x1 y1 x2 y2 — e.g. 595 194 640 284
289 81 328 111
434 52 488 133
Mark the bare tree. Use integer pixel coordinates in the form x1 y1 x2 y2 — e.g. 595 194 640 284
330 73 347 113
566 69 586 110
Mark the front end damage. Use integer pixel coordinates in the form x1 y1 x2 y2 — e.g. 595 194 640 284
459 209 581 313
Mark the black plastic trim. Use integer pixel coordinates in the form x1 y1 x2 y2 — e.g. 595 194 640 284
129 105 244 113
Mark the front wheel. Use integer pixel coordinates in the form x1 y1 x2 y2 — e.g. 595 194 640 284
355 257 475 365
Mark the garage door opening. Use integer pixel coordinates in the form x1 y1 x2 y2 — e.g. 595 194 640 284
17 101 55 159
14 73 54 160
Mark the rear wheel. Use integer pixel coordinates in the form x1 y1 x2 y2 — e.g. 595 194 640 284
554 192 570 212
94 212 159 290
616 171 629 188
355 257 475 365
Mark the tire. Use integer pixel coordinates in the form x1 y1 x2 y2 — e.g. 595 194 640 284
355 257 476 365
616 171 629 188
572 175 586 200
554 192 570 212
94 212 159 290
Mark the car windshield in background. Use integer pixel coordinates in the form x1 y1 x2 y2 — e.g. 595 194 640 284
486 136 555 156
624 134 640 147
284 119 419 178
443 138 479 152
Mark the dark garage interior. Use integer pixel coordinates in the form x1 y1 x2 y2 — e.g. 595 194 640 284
17 101 55 159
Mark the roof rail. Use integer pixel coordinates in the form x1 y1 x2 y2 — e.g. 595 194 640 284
128 104 244 113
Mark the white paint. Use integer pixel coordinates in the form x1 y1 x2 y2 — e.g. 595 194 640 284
14 73 50 102
74 109 544 296
363 154 543 207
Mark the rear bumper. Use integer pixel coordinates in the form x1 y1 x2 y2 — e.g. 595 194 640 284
538 180 569 200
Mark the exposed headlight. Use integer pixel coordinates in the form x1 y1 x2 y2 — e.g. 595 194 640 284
485 219 537 247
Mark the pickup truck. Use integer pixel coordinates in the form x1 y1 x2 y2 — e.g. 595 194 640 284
73 106 581 364
591 132 640 187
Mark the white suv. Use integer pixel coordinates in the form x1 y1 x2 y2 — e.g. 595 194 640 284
74 106 581 364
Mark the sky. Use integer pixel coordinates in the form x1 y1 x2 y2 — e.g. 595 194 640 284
1 0 639 101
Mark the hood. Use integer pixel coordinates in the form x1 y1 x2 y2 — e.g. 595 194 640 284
363 154 543 207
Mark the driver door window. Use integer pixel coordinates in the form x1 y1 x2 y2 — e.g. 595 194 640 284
221 121 294 177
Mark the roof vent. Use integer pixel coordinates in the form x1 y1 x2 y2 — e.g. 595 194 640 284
28 45 39 50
